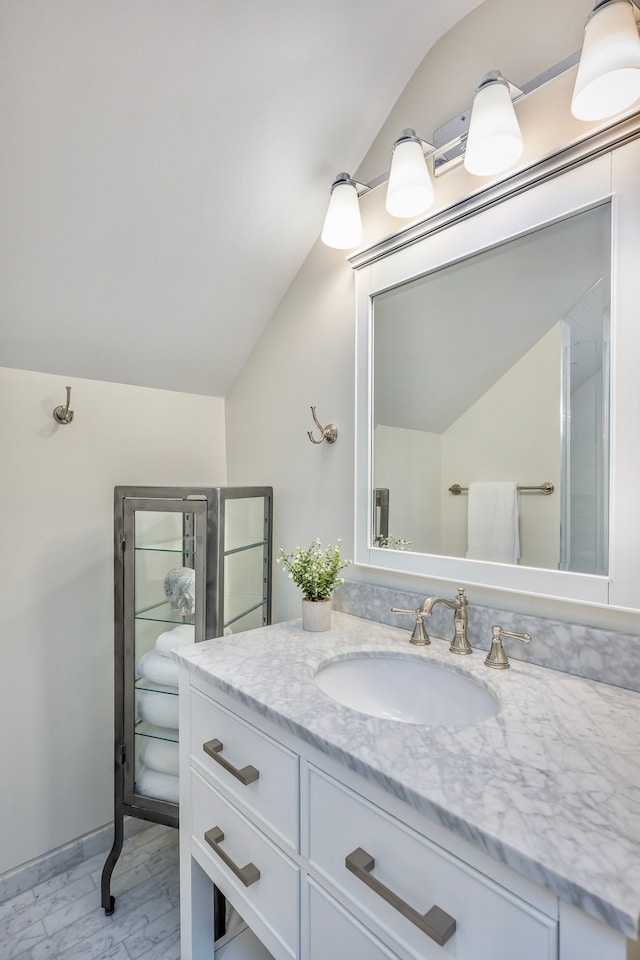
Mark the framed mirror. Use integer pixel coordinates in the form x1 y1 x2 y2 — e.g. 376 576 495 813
373 205 610 574
354 139 640 608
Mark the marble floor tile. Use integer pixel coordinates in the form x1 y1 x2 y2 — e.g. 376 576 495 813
0 824 181 960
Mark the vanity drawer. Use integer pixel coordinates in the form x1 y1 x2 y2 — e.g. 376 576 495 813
191 769 299 959
191 688 299 850
306 877 402 959
308 767 557 960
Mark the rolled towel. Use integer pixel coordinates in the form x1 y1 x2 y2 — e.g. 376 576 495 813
155 624 195 658
138 737 179 776
164 567 195 616
137 650 179 688
136 767 179 804
137 688 179 729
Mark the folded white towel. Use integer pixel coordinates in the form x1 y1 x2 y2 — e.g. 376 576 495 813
136 767 179 804
137 650 179 688
466 481 520 564
155 624 195 658
164 567 195 616
137 688 179 729
138 737 179 776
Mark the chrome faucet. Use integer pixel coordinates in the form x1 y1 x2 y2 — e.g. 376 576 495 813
422 587 471 655
391 587 470 653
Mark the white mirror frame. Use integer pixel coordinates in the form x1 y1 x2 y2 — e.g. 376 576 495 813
353 127 640 610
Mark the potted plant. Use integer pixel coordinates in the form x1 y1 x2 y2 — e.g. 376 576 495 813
277 539 350 631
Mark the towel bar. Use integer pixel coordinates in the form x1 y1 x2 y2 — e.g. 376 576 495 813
448 482 554 495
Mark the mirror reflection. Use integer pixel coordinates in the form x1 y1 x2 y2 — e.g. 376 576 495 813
372 205 611 574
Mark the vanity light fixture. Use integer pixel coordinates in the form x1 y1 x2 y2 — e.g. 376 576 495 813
321 0 640 250
571 0 640 120
321 172 368 250
385 128 435 218
463 71 524 176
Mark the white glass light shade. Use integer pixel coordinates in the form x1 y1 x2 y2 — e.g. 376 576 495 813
572 0 640 121
464 75 524 177
386 135 435 218
321 174 362 249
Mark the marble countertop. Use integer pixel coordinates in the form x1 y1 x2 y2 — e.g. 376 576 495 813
174 612 640 939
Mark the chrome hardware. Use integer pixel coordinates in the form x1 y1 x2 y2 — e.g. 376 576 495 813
484 624 532 669
422 588 471 655
53 385 74 424
390 605 431 645
307 405 338 444
449 481 554 495
391 587 470 651
345 847 456 946
203 739 259 785
204 827 260 887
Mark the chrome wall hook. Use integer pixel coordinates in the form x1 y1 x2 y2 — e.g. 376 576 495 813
307 406 338 444
53 385 74 425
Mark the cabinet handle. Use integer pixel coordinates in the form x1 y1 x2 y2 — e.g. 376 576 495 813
345 847 456 947
202 739 259 785
204 827 260 887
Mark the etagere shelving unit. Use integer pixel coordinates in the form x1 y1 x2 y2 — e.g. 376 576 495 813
101 485 273 922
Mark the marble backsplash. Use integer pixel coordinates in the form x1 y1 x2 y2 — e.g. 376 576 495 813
334 579 640 692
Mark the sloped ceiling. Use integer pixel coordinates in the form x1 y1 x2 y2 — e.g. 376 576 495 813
0 0 484 396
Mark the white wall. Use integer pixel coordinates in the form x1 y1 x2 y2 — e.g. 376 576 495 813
440 326 561 568
225 0 638 635
0 367 226 875
374 425 441 553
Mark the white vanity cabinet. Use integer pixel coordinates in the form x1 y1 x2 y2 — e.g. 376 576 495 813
179 665 636 960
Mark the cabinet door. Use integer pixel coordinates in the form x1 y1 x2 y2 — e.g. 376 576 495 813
306 878 401 960
123 497 207 811
221 494 271 634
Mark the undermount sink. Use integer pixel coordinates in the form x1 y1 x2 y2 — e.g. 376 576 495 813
314 654 499 726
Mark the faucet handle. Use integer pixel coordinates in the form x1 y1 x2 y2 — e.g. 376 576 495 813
390 607 431 646
484 625 531 669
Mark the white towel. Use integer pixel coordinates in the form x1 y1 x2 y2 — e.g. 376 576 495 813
137 688 179 729
138 737 179 776
155 624 195 658
466 481 520 564
137 650 179 688
136 767 179 804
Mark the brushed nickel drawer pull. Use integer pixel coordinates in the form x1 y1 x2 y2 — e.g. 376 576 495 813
345 847 456 946
202 739 259 785
204 827 260 887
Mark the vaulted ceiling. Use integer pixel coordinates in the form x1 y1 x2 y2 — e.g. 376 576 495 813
0 0 484 396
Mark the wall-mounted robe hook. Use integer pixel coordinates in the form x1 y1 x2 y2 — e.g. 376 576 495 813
53 386 74 425
307 406 337 444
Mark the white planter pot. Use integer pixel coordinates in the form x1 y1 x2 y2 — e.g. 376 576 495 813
302 597 333 632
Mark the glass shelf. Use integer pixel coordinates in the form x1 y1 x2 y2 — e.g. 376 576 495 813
223 537 268 557
134 599 195 626
135 679 179 696
224 596 267 629
135 721 179 743
135 541 196 555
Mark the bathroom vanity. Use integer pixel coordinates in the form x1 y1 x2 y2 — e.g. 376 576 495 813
175 613 640 960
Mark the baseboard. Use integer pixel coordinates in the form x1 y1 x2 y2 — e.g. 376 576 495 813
0 816 157 905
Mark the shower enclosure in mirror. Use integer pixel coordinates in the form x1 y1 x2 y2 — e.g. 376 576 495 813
101 485 273 917
354 139 640 609
372 205 610 576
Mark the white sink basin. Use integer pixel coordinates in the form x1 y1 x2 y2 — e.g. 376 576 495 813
314 654 498 726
